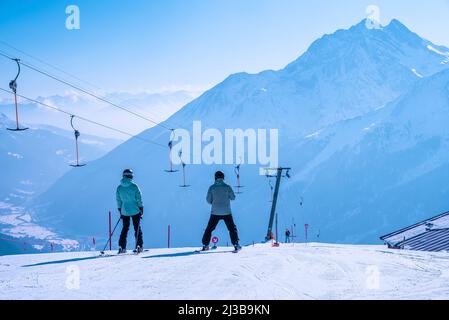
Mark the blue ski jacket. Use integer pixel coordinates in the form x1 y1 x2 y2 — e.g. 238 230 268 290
116 177 143 216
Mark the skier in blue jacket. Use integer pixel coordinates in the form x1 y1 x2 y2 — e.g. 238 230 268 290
201 171 241 252
116 169 144 254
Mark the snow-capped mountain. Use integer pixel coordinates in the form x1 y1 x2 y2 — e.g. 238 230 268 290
30 19 449 247
168 19 449 134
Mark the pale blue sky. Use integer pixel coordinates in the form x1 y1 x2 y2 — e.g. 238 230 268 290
1 0 449 97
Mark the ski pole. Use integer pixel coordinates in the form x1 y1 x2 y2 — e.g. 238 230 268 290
100 216 121 254
135 215 142 250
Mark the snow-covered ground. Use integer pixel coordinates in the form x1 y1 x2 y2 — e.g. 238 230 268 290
0 202 78 251
1 243 449 300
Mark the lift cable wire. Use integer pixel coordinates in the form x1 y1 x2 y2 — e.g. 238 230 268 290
19 61 173 130
0 50 13 60
0 87 167 149
1 49 186 173
0 46 185 130
0 40 102 91
0 50 183 132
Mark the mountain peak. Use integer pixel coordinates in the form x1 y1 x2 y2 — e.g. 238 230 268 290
283 18 441 74
347 18 415 36
386 18 408 29
384 18 415 36
349 18 382 31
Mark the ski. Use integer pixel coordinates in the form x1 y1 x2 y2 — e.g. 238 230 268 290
194 249 210 253
194 248 242 254
99 249 148 257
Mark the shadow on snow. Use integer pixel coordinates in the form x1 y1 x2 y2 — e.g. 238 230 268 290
22 255 115 267
22 249 236 267
142 250 235 259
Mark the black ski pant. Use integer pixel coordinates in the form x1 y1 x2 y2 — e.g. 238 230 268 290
202 214 239 246
119 214 143 249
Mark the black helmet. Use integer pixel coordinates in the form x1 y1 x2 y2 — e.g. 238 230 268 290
123 169 133 178
215 171 225 180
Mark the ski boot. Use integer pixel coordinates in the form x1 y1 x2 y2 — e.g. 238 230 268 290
233 244 242 252
118 247 127 254
200 245 210 252
133 246 143 254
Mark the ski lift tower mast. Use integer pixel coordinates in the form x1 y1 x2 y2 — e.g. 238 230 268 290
264 167 291 241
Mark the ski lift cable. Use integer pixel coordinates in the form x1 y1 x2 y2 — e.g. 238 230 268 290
1 50 191 176
0 50 182 132
18 61 173 130
0 87 167 149
0 49 172 129
0 50 13 61
0 40 102 91
21 57 185 130
1 50 188 167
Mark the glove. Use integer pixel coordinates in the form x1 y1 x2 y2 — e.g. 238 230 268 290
118 208 122 213
139 207 144 218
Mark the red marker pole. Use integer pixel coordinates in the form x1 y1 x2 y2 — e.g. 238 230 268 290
168 225 171 248
108 211 112 251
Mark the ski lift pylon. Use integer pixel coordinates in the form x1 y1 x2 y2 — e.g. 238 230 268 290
165 129 179 173
69 115 86 167
7 58 28 131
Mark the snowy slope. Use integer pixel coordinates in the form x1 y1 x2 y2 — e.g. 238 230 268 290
1 243 449 300
30 19 449 246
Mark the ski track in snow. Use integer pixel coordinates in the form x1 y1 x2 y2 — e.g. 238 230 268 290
1 243 449 300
